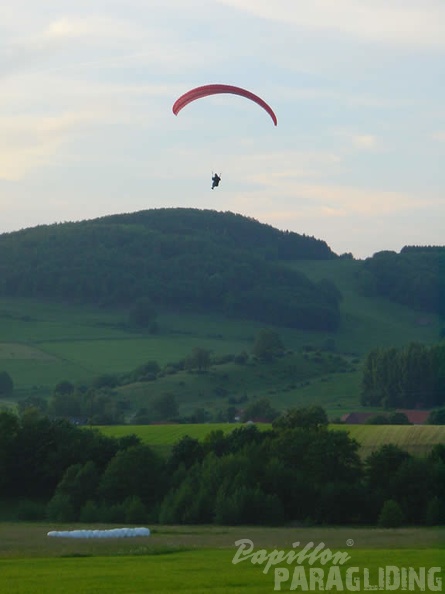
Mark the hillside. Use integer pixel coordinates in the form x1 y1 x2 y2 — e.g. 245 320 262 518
0 209 340 331
0 209 443 422
359 247 445 316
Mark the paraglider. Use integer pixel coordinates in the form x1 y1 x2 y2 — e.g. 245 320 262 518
172 84 277 126
211 172 221 189
172 84 277 188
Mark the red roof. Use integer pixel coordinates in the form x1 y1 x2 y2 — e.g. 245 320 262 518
396 410 430 424
341 410 430 425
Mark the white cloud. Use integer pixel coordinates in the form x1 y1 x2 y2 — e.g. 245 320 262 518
42 16 138 40
351 135 378 150
271 86 407 109
289 183 426 215
42 17 128 39
0 10 216 80
0 112 110 180
432 131 445 141
329 128 382 152
218 0 445 48
227 178 431 220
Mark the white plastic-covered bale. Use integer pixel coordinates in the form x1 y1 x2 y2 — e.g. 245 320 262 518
47 527 150 538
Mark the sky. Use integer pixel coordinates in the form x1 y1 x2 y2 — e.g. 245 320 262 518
1 0 444 259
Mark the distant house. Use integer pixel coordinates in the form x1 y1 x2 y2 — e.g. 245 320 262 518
247 417 272 424
395 409 430 425
341 410 430 425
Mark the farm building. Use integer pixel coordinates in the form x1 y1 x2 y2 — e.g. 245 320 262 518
341 410 430 425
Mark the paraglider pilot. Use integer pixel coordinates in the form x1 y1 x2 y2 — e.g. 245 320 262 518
211 173 221 189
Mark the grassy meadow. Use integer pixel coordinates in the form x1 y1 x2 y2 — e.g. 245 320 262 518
0 523 443 594
0 258 442 419
0 299 253 392
291 259 441 353
94 423 445 458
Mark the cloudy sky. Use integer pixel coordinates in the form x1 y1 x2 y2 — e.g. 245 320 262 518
1 0 444 258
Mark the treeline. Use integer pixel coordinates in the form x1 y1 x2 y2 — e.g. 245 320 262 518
99 209 337 260
0 209 340 330
358 247 445 315
1 407 444 527
361 342 445 408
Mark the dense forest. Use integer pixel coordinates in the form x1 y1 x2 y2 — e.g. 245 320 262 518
0 209 340 330
361 342 445 408
0 209 444 329
97 209 336 260
359 247 445 315
1 408 444 527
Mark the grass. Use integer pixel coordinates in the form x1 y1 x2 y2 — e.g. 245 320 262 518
291 259 442 354
38 335 246 376
94 423 445 458
0 523 443 593
333 424 445 457
0 299 254 394
114 351 362 417
0 294 366 414
0 263 442 418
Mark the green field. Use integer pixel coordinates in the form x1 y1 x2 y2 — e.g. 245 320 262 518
0 523 443 594
95 422 247 444
292 259 441 354
94 423 445 458
0 299 255 394
0 296 366 416
333 424 445 457
0 259 442 420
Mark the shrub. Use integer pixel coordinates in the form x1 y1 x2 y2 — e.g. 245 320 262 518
124 496 147 524
46 493 76 522
378 499 404 528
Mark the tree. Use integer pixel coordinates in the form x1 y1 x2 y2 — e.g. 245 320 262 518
392 458 436 523
46 492 76 522
17 396 47 415
151 393 178 421
124 496 147 524
365 444 412 497
99 445 165 508
54 380 74 395
366 414 389 425
168 435 204 471
428 408 445 424
0 371 13 396
131 360 160 382
425 496 445 526
214 485 284 526
128 297 158 329
132 407 152 424
185 347 211 372
388 412 411 425
241 398 279 422
252 329 284 361
317 278 342 304
273 406 328 431
273 428 362 486
49 391 82 419
0 410 20 495
225 424 268 453
53 461 100 514
378 499 404 528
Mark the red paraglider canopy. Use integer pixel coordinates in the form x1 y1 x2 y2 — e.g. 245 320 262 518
172 84 277 126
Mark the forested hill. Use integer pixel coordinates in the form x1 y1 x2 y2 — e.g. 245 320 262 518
0 208 341 330
359 246 445 316
96 209 336 260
